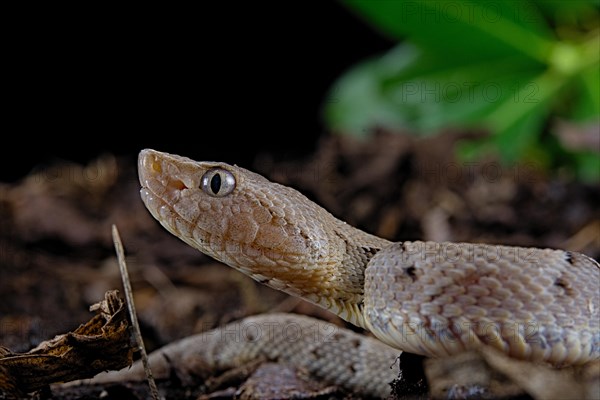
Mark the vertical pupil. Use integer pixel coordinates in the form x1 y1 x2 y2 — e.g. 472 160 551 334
210 173 221 194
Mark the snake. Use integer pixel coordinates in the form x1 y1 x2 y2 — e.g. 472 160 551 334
90 313 401 398
137 149 599 374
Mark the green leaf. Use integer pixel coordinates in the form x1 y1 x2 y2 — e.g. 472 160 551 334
329 0 600 181
485 70 565 130
324 45 420 137
324 43 546 137
570 64 600 121
456 101 550 163
534 0 600 24
472 71 567 161
343 0 555 62
493 101 551 162
573 151 600 182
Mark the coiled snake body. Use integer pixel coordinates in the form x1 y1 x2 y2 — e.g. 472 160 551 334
138 149 599 367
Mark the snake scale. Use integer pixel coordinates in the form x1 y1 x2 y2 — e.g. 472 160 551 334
136 149 599 392
91 313 400 398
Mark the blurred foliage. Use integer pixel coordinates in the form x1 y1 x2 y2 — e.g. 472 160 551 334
325 0 600 181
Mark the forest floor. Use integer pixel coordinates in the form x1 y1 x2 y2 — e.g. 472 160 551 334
1 131 598 399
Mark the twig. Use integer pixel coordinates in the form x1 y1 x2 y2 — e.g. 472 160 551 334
112 224 160 400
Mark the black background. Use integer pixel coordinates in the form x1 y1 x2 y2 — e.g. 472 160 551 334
4 2 393 182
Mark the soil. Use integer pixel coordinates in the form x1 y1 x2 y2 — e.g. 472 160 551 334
1 131 598 399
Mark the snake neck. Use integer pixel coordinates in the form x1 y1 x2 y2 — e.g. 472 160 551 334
284 220 391 329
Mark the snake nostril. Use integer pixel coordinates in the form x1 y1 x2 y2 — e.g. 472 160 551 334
170 179 188 191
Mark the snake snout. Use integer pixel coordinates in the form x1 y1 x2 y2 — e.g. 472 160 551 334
139 149 193 193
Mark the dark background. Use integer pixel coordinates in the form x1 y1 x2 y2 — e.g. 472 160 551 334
4 2 393 183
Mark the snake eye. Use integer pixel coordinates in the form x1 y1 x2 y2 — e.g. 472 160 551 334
200 168 236 197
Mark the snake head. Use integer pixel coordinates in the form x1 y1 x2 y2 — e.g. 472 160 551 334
138 149 338 288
